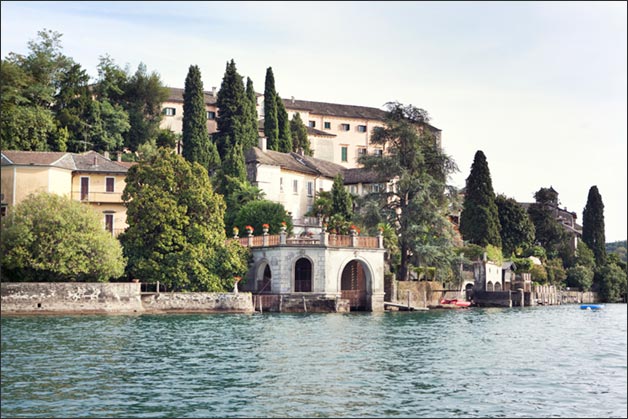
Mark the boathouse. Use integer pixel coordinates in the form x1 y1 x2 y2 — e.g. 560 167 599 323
236 228 386 312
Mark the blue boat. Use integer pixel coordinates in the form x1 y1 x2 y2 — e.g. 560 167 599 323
580 304 604 310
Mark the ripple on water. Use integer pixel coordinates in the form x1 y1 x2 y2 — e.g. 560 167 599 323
2 305 627 418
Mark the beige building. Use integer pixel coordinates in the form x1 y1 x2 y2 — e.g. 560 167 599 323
1 150 129 236
160 87 441 169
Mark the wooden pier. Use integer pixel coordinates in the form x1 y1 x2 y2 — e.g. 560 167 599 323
383 301 429 311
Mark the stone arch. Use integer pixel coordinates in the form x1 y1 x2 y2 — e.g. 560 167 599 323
255 260 272 293
494 282 502 291
293 257 313 292
338 257 374 310
486 281 494 292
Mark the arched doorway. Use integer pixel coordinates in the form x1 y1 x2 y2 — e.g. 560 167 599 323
341 260 368 310
257 264 272 293
494 282 502 291
294 258 312 292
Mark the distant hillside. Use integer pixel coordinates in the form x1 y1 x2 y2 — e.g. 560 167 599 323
606 240 627 263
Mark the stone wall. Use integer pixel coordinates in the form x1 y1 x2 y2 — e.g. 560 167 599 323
472 291 513 308
1 283 254 314
140 292 253 313
1 282 143 314
394 281 446 308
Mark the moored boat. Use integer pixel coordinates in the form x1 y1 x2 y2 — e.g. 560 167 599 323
580 304 604 310
439 299 472 308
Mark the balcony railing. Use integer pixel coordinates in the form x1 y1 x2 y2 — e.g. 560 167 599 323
73 191 123 203
231 233 382 249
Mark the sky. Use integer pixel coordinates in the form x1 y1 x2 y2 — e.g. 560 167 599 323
2 1 626 242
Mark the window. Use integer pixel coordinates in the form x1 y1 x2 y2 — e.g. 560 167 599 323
280 177 284 192
373 149 383 157
341 146 348 162
357 148 367 157
350 185 357 194
105 177 115 193
80 177 89 201
163 107 176 116
371 184 383 193
340 123 350 131
293 179 298 194
324 122 331 129
307 181 313 197
207 111 216 120
1 205 6 217
308 121 316 128
104 213 114 234
357 125 367 133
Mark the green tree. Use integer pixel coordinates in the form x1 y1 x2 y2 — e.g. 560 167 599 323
263 67 279 150
582 185 607 267
546 258 567 286
331 174 353 220
596 262 627 302
1 30 70 151
119 148 249 291
528 187 571 260
243 77 259 150
289 112 312 155
276 93 292 152
124 63 169 150
566 265 594 291
459 150 502 248
359 102 458 280
215 59 250 159
495 194 535 256
233 200 293 235
1 193 125 282
182 65 213 168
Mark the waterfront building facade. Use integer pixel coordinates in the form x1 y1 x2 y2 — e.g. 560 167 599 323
1 150 129 236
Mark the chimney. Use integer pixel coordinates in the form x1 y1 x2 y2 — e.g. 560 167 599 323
103 151 110 160
212 86 217 96
291 96 295 104
93 156 97 166
117 152 122 162
259 137 267 152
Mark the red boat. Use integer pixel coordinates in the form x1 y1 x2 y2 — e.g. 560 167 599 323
439 299 471 308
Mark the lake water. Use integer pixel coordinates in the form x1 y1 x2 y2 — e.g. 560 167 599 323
1 304 626 418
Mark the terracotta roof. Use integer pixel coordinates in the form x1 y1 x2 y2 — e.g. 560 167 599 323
343 168 390 185
72 151 129 173
1 150 128 173
1 151 75 169
283 98 387 120
166 87 217 105
245 147 391 185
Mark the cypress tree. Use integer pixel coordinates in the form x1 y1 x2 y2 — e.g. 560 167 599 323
459 150 502 248
582 185 607 267
276 92 292 153
290 112 312 155
216 59 246 159
331 174 352 220
182 65 211 167
263 67 279 150
243 77 259 149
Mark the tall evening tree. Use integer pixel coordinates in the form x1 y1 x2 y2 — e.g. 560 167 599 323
495 194 535 256
243 77 259 150
331 174 353 220
290 112 312 155
119 148 249 291
124 63 169 150
215 59 249 159
582 185 607 267
359 102 458 281
276 92 292 152
459 150 502 248
527 187 571 259
182 65 214 168
263 67 279 150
